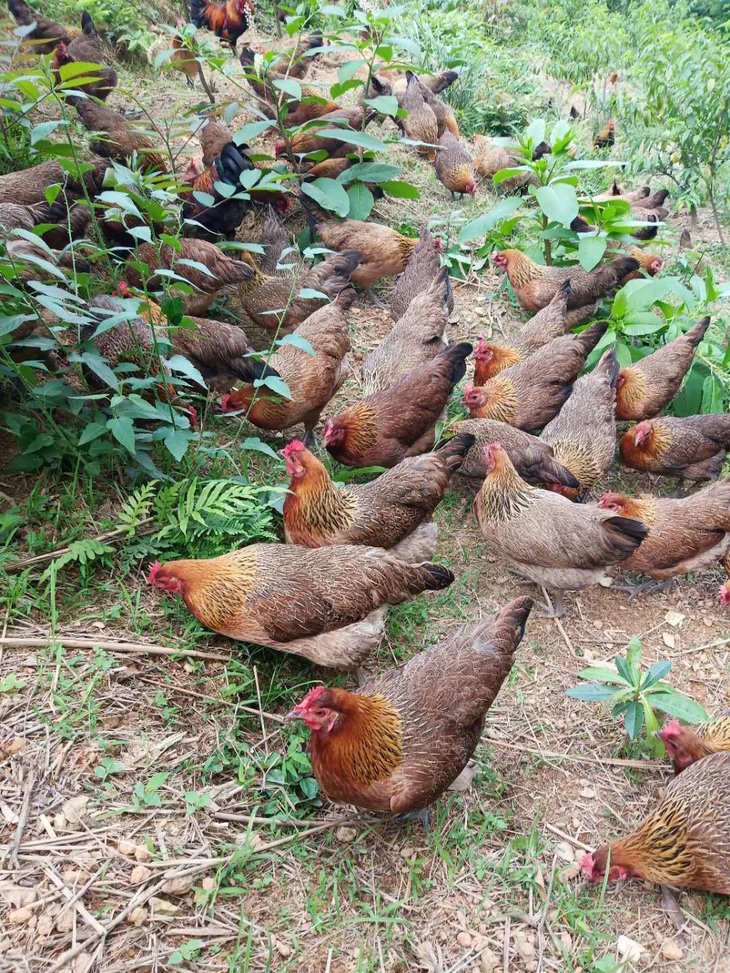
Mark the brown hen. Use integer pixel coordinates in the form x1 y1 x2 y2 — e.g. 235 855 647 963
390 227 447 321
475 443 647 606
287 597 532 816
619 415 730 482
324 342 472 468
463 323 607 431
397 72 438 160
615 316 710 420
219 289 353 440
362 268 452 395
492 249 638 312
52 12 117 101
540 348 619 499
148 544 454 668
434 131 477 198
582 752 730 894
7 0 69 52
73 99 166 172
658 718 730 774
282 433 474 554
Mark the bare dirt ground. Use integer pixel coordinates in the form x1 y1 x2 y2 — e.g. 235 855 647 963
1 16 729 973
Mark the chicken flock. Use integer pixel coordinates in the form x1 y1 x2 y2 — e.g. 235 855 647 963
4 0 730 906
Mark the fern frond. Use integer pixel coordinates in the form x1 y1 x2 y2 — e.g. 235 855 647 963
40 539 114 583
116 481 158 536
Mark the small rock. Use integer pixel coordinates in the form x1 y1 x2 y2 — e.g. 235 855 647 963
479 949 499 973
128 907 147 927
592 620 602 629
555 841 575 863
53 812 67 832
202 877 216 892
617 935 644 963
130 865 152 885
559 932 572 953
36 914 55 938
275 940 292 958
704 618 713 628
62 795 89 827
665 611 685 627
0 884 36 908
72 952 93 973
8 907 33 925
660 939 684 961
662 632 676 648
161 874 193 896
579 787 596 799
514 931 535 962
150 897 179 916
134 844 151 862
21 654 37 668
457 932 473 948
336 826 357 844
117 839 136 856
56 911 74 933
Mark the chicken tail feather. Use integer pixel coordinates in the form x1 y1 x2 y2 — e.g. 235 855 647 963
604 515 649 554
190 0 208 28
493 595 534 647
229 355 281 384
419 562 455 590
439 341 473 387
8 0 31 25
81 10 97 36
686 315 711 348
596 347 620 388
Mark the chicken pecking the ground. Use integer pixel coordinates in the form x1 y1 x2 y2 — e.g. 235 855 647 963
474 443 648 615
281 433 474 556
148 544 454 669
190 0 254 54
72 99 167 172
180 142 256 240
492 250 639 312
472 281 596 384
0 158 108 209
619 414 730 483
464 323 607 431
52 12 117 101
451 419 579 491
598 481 730 598
593 119 616 149
362 268 452 395
658 718 730 774
287 597 533 821
397 71 438 160
324 342 472 468
540 348 619 499
434 132 477 198
615 316 711 421
582 752 730 894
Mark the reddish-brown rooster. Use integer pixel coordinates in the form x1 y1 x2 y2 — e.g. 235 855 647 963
191 0 253 53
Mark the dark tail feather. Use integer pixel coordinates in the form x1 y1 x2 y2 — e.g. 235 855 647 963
570 215 593 233
81 10 97 35
641 188 669 208
214 142 254 183
305 30 323 51
560 279 572 299
605 515 649 553
579 321 608 354
190 0 207 28
542 453 580 489
429 69 459 93
229 356 280 384
438 341 473 387
632 215 658 241
420 562 455 591
610 256 640 280
611 180 622 196
333 285 357 312
300 194 324 235
596 347 620 388
495 595 534 647
686 316 711 348
8 0 31 25
239 45 255 68
532 141 551 160
435 432 476 462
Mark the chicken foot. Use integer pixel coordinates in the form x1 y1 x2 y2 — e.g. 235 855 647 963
613 578 674 602
394 806 430 831
660 887 687 939
366 288 387 310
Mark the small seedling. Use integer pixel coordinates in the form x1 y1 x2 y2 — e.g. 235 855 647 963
184 789 214 815
132 772 169 810
567 636 708 756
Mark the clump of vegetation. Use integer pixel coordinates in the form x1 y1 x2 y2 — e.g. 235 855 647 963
568 636 709 756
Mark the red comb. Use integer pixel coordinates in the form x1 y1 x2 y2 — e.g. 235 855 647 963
148 561 162 584
580 853 596 880
283 439 306 457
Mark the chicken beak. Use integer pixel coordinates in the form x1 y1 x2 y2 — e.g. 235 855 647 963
284 709 303 722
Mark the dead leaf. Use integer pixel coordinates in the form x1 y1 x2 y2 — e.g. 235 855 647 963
665 611 686 627
662 632 676 649
150 897 179 916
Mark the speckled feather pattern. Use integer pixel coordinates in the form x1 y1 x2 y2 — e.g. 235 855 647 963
620 414 730 481
390 228 445 321
452 419 578 488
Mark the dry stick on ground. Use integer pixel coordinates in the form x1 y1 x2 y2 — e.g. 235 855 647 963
0 636 230 662
3 769 35 868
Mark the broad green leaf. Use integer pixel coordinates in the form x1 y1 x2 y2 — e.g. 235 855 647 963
316 128 387 152
524 118 546 146
641 660 672 691
626 636 643 672
364 95 399 117
78 422 107 446
277 333 315 355
624 700 644 740
577 234 607 272
492 166 529 186
566 683 618 702
621 312 666 336
642 700 664 757
241 436 281 461
615 654 636 687
459 197 523 244
576 666 627 685
301 178 350 217
346 183 374 221
338 58 365 83
701 374 724 414
107 416 136 455
380 180 420 199
272 78 302 100
254 374 293 400
166 355 206 389
164 427 193 462
338 161 400 185
79 352 120 392
535 184 578 228
647 691 709 724
234 119 275 143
